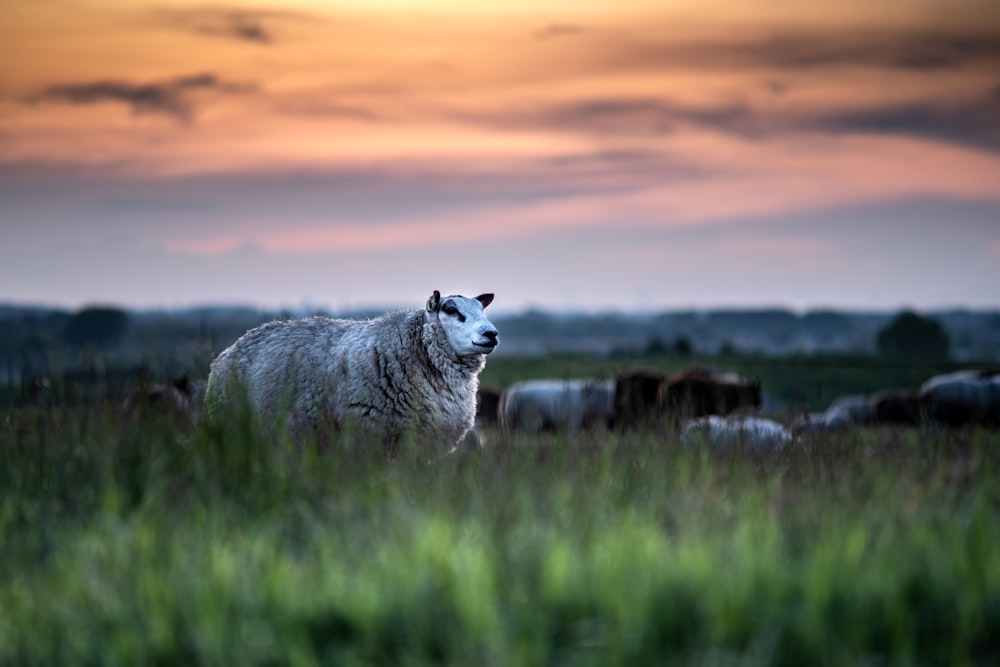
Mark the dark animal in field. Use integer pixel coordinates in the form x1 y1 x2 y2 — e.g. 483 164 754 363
613 369 668 430
22 374 53 403
658 368 761 423
475 385 502 429
792 389 925 433
870 389 925 427
122 375 199 429
919 368 1000 428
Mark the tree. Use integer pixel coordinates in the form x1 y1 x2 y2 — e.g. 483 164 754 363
875 310 950 361
643 337 668 356
673 336 693 357
63 306 129 348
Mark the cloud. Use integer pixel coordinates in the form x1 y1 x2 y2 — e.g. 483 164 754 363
738 32 1000 71
28 73 254 123
471 97 759 138
817 90 1000 151
536 23 585 39
458 83 1000 152
596 29 1000 73
155 7 314 44
274 99 381 121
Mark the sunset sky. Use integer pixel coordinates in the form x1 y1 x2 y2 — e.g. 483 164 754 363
2 0 999 315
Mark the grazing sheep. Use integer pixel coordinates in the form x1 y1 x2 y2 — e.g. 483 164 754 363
790 393 881 435
681 415 800 452
659 367 761 423
826 394 875 426
790 409 854 435
870 388 925 427
613 369 668 431
475 385 503 430
122 375 199 430
499 378 616 435
203 290 499 454
919 368 1000 428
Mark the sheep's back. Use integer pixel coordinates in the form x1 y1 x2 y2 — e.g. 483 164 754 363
207 317 353 417
206 311 479 447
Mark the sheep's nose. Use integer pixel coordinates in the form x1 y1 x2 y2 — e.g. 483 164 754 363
483 330 498 343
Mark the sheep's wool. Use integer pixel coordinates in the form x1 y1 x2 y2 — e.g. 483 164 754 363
204 293 498 453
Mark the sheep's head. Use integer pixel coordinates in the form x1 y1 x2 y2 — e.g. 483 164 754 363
426 290 499 356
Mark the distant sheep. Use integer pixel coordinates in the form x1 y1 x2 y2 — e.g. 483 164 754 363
681 415 800 452
826 394 875 426
919 368 1000 428
463 385 503 451
659 367 761 423
791 388 927 434
122 375 199 430
790 393 874 435
790 409 854 435
870 389 925 427
613 369 668 431
499 378 615 435
203 290 499 454
475 385 503 430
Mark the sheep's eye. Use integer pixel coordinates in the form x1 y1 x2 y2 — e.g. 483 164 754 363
442 304 465 321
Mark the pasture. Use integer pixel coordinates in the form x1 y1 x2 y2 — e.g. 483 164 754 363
1 353 998 666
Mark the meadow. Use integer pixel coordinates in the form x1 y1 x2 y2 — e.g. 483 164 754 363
1 354 998 666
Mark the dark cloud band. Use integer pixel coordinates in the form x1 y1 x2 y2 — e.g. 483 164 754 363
28 73 253 122
155 7 315 45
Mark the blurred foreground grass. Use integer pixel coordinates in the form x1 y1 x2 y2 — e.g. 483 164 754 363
1 402 999 666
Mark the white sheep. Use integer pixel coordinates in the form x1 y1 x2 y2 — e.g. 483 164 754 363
203 290 499 455
790 409 854 435
681 414 801 452
498 378 616 435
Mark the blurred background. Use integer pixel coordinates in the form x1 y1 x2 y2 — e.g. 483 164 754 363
2 0 999 392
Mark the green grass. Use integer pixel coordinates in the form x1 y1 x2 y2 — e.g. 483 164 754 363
2 368 999 665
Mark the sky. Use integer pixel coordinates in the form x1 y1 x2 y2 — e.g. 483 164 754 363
2 0 999 315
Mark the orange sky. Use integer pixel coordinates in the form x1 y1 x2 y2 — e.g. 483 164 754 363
2 0 999 312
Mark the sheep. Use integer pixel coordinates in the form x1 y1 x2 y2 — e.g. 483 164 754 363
659 367 761 424
498 378 616 435
613 368 668 431
919 368 1000 428
790 409 854 435
455 385 504 451
475 385 503 430
681 414 801 452
870 388 925 427
203 290 499 455
122 375 200 430
826 393 876 426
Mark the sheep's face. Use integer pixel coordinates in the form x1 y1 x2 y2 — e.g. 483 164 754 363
427 291 499 356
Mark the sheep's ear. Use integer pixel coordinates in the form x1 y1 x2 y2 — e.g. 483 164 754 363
475 293 494 309
426 290 441 313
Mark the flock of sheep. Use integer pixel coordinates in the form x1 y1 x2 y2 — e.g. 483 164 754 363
485 368 790 450
122 290 1000 456
482 365 1000 451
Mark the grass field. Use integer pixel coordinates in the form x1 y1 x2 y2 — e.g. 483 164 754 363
1 355 998 666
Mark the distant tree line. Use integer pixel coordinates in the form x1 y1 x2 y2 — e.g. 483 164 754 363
0 304 970 392
875 310 951 361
